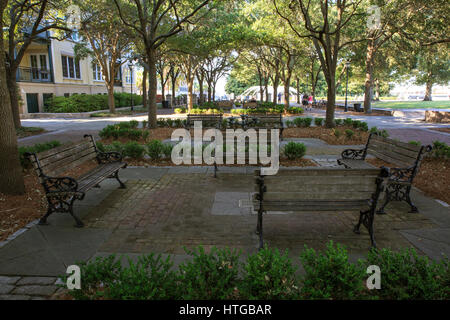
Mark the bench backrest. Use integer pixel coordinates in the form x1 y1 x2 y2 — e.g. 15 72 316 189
253 168 387 211
254 114 282 127
365 134 428 168
187 114 223 127
28 138 97 178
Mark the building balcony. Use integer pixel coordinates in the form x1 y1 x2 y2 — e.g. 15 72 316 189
17 67 52 83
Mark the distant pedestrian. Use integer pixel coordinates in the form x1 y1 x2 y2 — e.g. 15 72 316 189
308 95 313 110
302 93 309 111
277 92 282 103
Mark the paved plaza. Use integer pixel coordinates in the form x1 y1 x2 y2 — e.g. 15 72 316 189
2 110 449 300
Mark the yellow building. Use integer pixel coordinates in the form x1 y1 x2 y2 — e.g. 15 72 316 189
17 31 135 114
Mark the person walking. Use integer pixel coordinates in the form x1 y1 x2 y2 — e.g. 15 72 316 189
302 93 309 111
308 94 313 110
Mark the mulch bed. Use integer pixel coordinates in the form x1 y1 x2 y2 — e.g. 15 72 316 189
283 126 369 145
16 127 46 139
366 157 450 204
126 158 317 167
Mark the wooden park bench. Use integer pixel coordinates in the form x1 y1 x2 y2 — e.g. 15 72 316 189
25 135 127 227
337 133 432 213
246 114 284 137
253 167 390 249
185 114 223 129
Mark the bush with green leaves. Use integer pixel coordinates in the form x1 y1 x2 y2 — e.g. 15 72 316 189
432 141 450 159
18 141 61 167
45 92 142 113
178 246 241 299
314 117 324 126
352 120 361 129
285 120 294 128
333 129 342 138
303 117 313 127
129 120 139 129
174 108 186 114
293 117 312 127
335 119 343 126
408 140 420 146
359 122 369 132
283 142 306 160
344 118 353 126
147 140 164 160
366 247 449 300
299 241 366 299
142 130 150 141
240 246 298 299
123 142 145 159
128 129 142 141
345 129 354 139
287 107 304 114
369 126 378 134
162 143 173 159
142 120 148 129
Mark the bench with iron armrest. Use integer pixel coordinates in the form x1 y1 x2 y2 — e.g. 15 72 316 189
25 134 127 227
185 114 223 129
245 114 284 138
338 133 432 213
253 167 390 249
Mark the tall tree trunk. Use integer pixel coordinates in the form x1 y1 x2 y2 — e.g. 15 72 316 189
147 49 158 128
363 41 375 114
197 71 204 104
212 84 216 102
6 73 22 129
284 75 291 111
296 77 300 104
142 69 147 109
0 14 25 194
171 74 176 107
187 76 194 110
107 84 116 113
325 76 336 128
272 74 279 105
424 73 433 101
264 78 269 102
207 80 212 102
160 73 165 103
258 69 264 102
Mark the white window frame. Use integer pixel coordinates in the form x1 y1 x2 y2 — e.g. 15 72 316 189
61 55 81 80
125 67 134 84
93 64 103 81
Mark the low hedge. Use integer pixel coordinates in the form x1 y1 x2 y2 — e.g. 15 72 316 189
18 141 61 167
61 241 449 300
45 93 143 113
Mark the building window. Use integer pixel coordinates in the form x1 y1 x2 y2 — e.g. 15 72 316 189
61 55 81 79
64 93 70 97
93 64 102 81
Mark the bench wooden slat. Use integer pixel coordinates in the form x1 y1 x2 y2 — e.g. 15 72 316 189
366 148 412 168
371 134 422 152
41 147 97 176
255 168 380 177
36 140 93 160
77 162 126 192
338 159 375 169
38 143 95 167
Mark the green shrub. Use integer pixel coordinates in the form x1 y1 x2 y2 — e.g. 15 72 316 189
366 247 450 300
299 241 366 299
129 120 139 129
408 140 420 146
345 129 354 139
285 120 294 128
142 120 148 129
45 93 142 113
283 142 306 160
432 141 450 159
142 130 150 141
117 122 132 129
359 122 369 132
288 107 303 114
174 108 186 114
162 143 173 159
352 120 361 129
344 118 353 126
178 246 241 299
333 129 342 138
335 119 343 126
314 117 324 126
293 117 304 127
174 119 183 128
18 141 61 167
123 142 145 159
166 119 174 127
147 140 164 160
369 126 378 134
303 117 313 127
128 129 142 141
240 246 298 299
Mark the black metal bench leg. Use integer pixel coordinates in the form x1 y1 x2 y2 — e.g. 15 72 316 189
68 200 84 228
353 210 365 234
405 188 418 213
257 209 263 250
38 207 53 225
214 163 217 178
114 171 126 189
376 193 390 215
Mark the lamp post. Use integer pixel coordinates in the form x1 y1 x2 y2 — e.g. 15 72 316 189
128 61 134 111
344 61 350 112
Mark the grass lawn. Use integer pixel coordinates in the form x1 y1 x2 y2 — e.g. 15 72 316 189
371 100 450 109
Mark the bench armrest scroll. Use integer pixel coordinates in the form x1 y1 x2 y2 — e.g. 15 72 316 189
388 166 415 184
97 151 123 163
341 148 366 160
42 176 79 193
